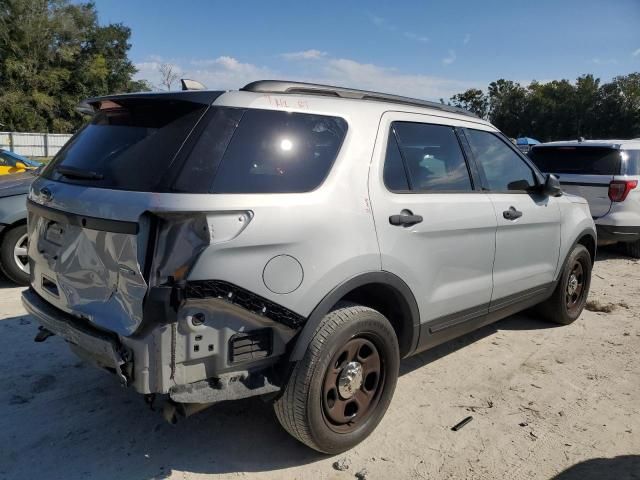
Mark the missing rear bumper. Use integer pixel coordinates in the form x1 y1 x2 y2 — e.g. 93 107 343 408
22 288 131 385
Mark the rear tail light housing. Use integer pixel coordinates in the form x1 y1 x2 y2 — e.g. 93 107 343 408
608 180 638 202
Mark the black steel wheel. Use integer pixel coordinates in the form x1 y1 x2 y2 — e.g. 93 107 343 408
537 244 592 325
274 304 399 454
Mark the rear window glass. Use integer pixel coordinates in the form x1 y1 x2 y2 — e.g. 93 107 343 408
529 146 622 175
623 150 640 175
43 100 208 191
208 109 347 194
43 103 347 194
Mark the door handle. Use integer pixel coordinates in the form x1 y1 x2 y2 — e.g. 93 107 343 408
389 210 423 227
503 206 523 220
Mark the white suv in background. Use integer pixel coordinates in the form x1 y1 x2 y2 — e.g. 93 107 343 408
530 139 640 257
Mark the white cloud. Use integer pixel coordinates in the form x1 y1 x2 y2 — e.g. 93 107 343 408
135 55 274 90
442 50 457 65
318 58 476 99
463 34 471 45
134 53 478 100
280 49 328 61
403 32 429 43
633 48 640 57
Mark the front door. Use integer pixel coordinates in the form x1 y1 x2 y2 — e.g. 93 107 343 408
368 113 497 347
463 128 561 303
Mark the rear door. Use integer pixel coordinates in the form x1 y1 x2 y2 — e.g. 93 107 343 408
463 128 561 302
529 146 621 218
368 113 497 344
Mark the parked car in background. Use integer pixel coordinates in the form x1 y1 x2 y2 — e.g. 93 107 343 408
516 137 540 154
23 81 595 453
530 139 640 257
0 149 42 176
0 168 37 284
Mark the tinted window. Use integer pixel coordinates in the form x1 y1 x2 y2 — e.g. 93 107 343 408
0 153 12 166
390 122 472 192
383 133 409 191
172 107 244 193
43 99 208 191
210 109 347 193
529 146 622 175
624 150 640 176
465 129 536 191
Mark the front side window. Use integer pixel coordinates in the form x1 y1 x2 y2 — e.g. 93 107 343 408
465 129 537 192
384 122 473 192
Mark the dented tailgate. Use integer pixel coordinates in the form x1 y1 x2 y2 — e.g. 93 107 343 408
27 200 148 336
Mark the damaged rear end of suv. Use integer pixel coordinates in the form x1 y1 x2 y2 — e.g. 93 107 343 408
24 87 351 424
24 81 596 454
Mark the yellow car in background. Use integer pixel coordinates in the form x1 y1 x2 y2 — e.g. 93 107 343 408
0 149 43 175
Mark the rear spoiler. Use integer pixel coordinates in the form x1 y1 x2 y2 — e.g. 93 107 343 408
76 89 224 115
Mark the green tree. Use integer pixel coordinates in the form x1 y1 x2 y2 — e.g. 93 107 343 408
486 79 528 138
449 73 640 141
0 0 149 133
450 88 489 119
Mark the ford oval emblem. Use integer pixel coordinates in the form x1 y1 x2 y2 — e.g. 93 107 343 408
39 187 53 202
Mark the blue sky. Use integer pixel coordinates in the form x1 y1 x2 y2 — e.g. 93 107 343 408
92 0 640 100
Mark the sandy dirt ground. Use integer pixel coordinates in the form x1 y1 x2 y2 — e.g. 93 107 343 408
0 248 638 480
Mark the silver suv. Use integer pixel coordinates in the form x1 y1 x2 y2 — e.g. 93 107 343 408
23 81 596 453
530 139 640 257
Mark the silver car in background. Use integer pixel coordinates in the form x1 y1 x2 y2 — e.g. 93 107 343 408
530 139 640 257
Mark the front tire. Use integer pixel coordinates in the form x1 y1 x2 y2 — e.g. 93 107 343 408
0 224 30 285
538 244 592 325
274 305 399 454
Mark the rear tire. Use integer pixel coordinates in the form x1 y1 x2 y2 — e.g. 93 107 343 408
274 305 399 454
0 224 30 285
537 244 591 325
623 239 640 259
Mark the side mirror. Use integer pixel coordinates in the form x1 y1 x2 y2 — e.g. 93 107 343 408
15 161 27 169
543 174 562 197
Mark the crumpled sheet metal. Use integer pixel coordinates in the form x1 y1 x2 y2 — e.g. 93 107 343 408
33 214 147 336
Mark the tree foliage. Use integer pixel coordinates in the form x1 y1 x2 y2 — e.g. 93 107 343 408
0 0 149 132
449 73 640 141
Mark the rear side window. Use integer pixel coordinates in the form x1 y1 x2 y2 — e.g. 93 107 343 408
465 129 536 192
385 122 473 192
529 146 622 175
623 150 640 175
43 100 208 191
209 109 347 193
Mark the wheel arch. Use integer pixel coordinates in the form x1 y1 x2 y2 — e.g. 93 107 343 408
289 271 420 361
555 227 597 283
0 217 27 244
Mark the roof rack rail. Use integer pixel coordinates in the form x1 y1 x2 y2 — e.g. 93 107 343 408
241 80 477 118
